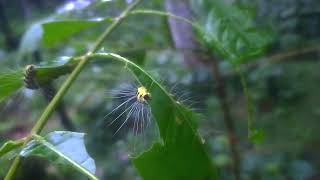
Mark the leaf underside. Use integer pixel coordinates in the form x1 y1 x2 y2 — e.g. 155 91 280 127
21 131 96 178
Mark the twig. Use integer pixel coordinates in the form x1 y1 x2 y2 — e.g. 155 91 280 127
211 59 241 180
249 45 320 68
223 45 320 78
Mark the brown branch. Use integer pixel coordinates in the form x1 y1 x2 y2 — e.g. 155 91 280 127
249 45 320 68
211 59 241 180
165 0 202 66
218 45 320 78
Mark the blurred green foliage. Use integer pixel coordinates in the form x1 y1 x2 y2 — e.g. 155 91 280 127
0 0 320 180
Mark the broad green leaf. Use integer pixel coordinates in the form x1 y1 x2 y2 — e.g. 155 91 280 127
43 18 112 47
198 1 273 64
0 70 24 103
21 131 97 180
0 140 24 159
91 53 219 180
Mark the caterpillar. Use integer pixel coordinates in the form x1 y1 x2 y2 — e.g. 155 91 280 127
136 86 151 102
23 64 39 90
105 84 152 136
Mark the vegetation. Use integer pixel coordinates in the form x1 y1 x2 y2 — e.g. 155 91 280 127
0 0 319 179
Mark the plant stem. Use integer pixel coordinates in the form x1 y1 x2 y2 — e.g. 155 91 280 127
33 50 76 131
4 1 142 179
89 0 142 54
211 59 241 180
236 67 254 139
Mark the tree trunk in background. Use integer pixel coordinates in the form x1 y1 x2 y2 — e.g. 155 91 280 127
165 0 200 66
20 0 32 19
165 1 241 179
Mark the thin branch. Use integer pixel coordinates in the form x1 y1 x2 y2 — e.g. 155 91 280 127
211 59 241 180
89 0 143 54
248 45 320 68
129 9 200 29
236 67 254 141
220 45 320 78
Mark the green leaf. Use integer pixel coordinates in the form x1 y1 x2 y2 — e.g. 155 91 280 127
249 129 265 144
0 140 24 159
92 53 219 180
0 70 24 103
20 57 78 88
198 1 273 64
33 57 78 86
130 80 218 180
21 131 97 180
43 18 112 47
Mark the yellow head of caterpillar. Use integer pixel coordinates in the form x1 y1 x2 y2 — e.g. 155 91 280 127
136 86 151 102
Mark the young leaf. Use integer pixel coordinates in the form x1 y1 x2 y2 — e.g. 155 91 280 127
0 140 24 159
22 57 78 88
33 57 78 86
20 131 97 180
91 53 219 180
43 18 113 47
0 70 24 103
198 1 273 64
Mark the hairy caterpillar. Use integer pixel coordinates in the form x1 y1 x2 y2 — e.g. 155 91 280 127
23 65 39 90
105 84 152 136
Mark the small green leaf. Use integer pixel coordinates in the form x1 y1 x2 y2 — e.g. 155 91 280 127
21 131 97 180
33 57 78 86
198 1 273 64
249 129 265 144
0 140 24 159
43 18 112 47
0 70 24 103
17 57 78 88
